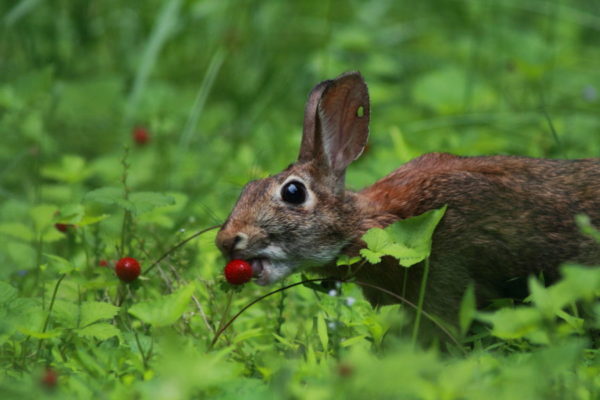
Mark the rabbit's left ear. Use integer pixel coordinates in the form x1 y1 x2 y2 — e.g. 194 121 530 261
298 72 370 190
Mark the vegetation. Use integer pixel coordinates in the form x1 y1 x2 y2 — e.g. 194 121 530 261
1 0 600 398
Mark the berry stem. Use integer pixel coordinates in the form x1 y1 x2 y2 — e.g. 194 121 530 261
119 146 131 257
209 278 328 349
145 224 222 275
214 290 235 344
209 277 464 353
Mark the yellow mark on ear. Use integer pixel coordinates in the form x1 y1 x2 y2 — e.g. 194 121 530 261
356 105 365 118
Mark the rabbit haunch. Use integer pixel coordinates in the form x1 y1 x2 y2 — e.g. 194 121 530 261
216 71 600 323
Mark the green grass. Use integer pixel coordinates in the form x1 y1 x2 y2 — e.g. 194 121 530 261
1 0 600 398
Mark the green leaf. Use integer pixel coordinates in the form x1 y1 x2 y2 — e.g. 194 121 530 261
80 301 120 327
84 187 175 215
232 328 264 344
41 155 93 184
84 187 128 208
55 204 85 224
459 283 476 335
0 223 34 241
340 335 369 347
360 206 446 267
0 281 18 304
477 307 545 342
530 265 600 318
128 282 195 327
30 204 57 232
336 254 362 266
128 191 175 214
77 322 121 341
316 313 329 353
44 254 76 274
386 205 447 254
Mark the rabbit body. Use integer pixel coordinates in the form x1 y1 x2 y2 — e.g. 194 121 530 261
216 72 600 323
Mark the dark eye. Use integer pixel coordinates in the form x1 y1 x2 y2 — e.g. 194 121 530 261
281 181 307 205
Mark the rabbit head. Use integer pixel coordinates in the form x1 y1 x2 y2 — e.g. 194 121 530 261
216 72 370 285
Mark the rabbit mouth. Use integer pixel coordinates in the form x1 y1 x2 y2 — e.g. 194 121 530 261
250 258 267 284
249 257 296 286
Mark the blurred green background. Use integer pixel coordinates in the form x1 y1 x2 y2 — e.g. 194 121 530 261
1 1 600 398
2 0 599 226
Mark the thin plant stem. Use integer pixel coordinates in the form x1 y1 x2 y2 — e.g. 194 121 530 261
35 273 66 357
412 258 431 346
214 290 234 343
210 278 327 349
145 224 221 275
209 276 464 353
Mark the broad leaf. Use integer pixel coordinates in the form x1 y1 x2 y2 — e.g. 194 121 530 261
85 187 175 215
77 322 121 341
477 308 546 343
128 283 195 327
0 223 34 242
80 301 120 327
360 206 446 267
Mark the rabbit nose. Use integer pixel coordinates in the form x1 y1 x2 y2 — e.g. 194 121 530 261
216 231 249 257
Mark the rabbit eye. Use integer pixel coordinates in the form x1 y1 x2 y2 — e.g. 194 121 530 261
281 181 306 205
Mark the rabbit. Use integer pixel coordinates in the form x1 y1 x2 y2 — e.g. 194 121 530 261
216 71 600 324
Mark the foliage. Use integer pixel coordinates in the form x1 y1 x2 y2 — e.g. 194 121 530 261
1 0 600 399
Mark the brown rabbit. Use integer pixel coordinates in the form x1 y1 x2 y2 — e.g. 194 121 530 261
216 71 600 323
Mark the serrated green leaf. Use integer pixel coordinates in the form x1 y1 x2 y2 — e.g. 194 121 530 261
55 204 85 224
386 205 447 256
128 192 175 214
85 187 175 215
52 299 79 326
77 322 121 341
128 282 195 327
360 206 446 267
359 248 384 264
384 244 426 267
80 301 119 327
84 187 128 208
362 228 391 253
44 254 76 274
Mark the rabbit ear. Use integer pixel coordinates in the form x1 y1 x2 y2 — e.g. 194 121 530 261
298 72 370 189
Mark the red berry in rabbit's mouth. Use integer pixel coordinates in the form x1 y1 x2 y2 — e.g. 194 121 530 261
224 259 253 285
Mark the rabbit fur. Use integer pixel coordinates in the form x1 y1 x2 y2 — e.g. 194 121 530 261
216 71 600 322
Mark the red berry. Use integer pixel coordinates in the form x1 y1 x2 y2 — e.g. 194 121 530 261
337 362 354 377
98 259 108 267
133 126 150 145
224 259 253 285
115 257 141 282
55 223 74 233
41 367 58 389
